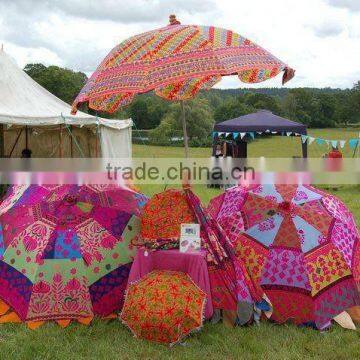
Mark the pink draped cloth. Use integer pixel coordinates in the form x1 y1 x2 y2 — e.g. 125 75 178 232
128 249 214 319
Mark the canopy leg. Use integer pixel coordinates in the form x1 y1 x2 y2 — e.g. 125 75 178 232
301 138 308 158
180 100 189 158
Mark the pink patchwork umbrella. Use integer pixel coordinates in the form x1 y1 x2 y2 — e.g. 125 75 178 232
0 184 147 327
209 184 360 329
71 15 294 156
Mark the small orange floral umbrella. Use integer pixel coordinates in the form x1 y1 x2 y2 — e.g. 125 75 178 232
133 188 196 250
120 270 206 344
72 15 295 156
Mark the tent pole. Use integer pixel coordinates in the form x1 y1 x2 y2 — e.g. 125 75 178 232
180 100 189 158
70 125 74 158
9 129 23 158
0 124 4 158
25 125 29 149
59 125 63 158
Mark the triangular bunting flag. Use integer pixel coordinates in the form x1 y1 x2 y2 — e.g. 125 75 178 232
240 132 246 139
286 132 292 136
316 138 325 145
271 131 277 134
339 140 346 149
301 135 308 144
265 129 270 133
257 132 263 135
212 132 217 138
233 132 239 139
308 137 315 145
349 139 359 149
249 132 255 140
331 140 338 148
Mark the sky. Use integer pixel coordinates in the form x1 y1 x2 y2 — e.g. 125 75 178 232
0 0 359 89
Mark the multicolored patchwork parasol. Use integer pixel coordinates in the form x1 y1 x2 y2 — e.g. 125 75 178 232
120 270 206 344
209 184 360 329
71 15 294 156
0 184 147 328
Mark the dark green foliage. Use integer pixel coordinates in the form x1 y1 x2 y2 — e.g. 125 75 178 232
129 96 170 129
23 62 360 140
214 97 254 123
149 98 214 146
24 63 88 104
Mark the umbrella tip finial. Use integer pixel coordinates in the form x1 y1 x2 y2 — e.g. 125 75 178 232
169 14 181 25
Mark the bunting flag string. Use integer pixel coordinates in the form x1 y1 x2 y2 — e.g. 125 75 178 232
212 130 360 150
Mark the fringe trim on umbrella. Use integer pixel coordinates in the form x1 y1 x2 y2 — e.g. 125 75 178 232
0 299 21 323
0 299 110 329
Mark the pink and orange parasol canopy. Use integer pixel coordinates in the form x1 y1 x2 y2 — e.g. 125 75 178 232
71 15 295 114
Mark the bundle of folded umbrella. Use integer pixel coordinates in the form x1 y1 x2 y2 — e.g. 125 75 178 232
132 187 270 329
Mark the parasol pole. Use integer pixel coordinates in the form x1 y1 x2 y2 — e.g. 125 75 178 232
95 132 99 157
180 100 189 158
95 114 100 157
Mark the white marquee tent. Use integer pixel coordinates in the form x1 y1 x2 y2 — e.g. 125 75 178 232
0 47 132 158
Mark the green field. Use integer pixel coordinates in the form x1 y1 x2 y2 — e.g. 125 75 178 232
133 128 360 158
1 129 359 359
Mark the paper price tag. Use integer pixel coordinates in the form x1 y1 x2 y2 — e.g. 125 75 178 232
180 224 201 253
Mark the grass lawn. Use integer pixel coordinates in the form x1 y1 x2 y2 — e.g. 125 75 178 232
133 128 360 158
1 129 359 359
1 319 359 360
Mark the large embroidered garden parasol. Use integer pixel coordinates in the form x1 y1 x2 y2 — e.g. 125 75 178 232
120 270 206 344
0 184 147 328
208 184 360 330
71 15 295 156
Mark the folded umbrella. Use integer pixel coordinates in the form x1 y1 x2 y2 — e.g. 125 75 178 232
121 270 206 344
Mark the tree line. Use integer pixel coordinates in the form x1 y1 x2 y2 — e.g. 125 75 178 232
24 63 360 145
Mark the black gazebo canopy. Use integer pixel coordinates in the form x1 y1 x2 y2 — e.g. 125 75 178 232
213 110 308 158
